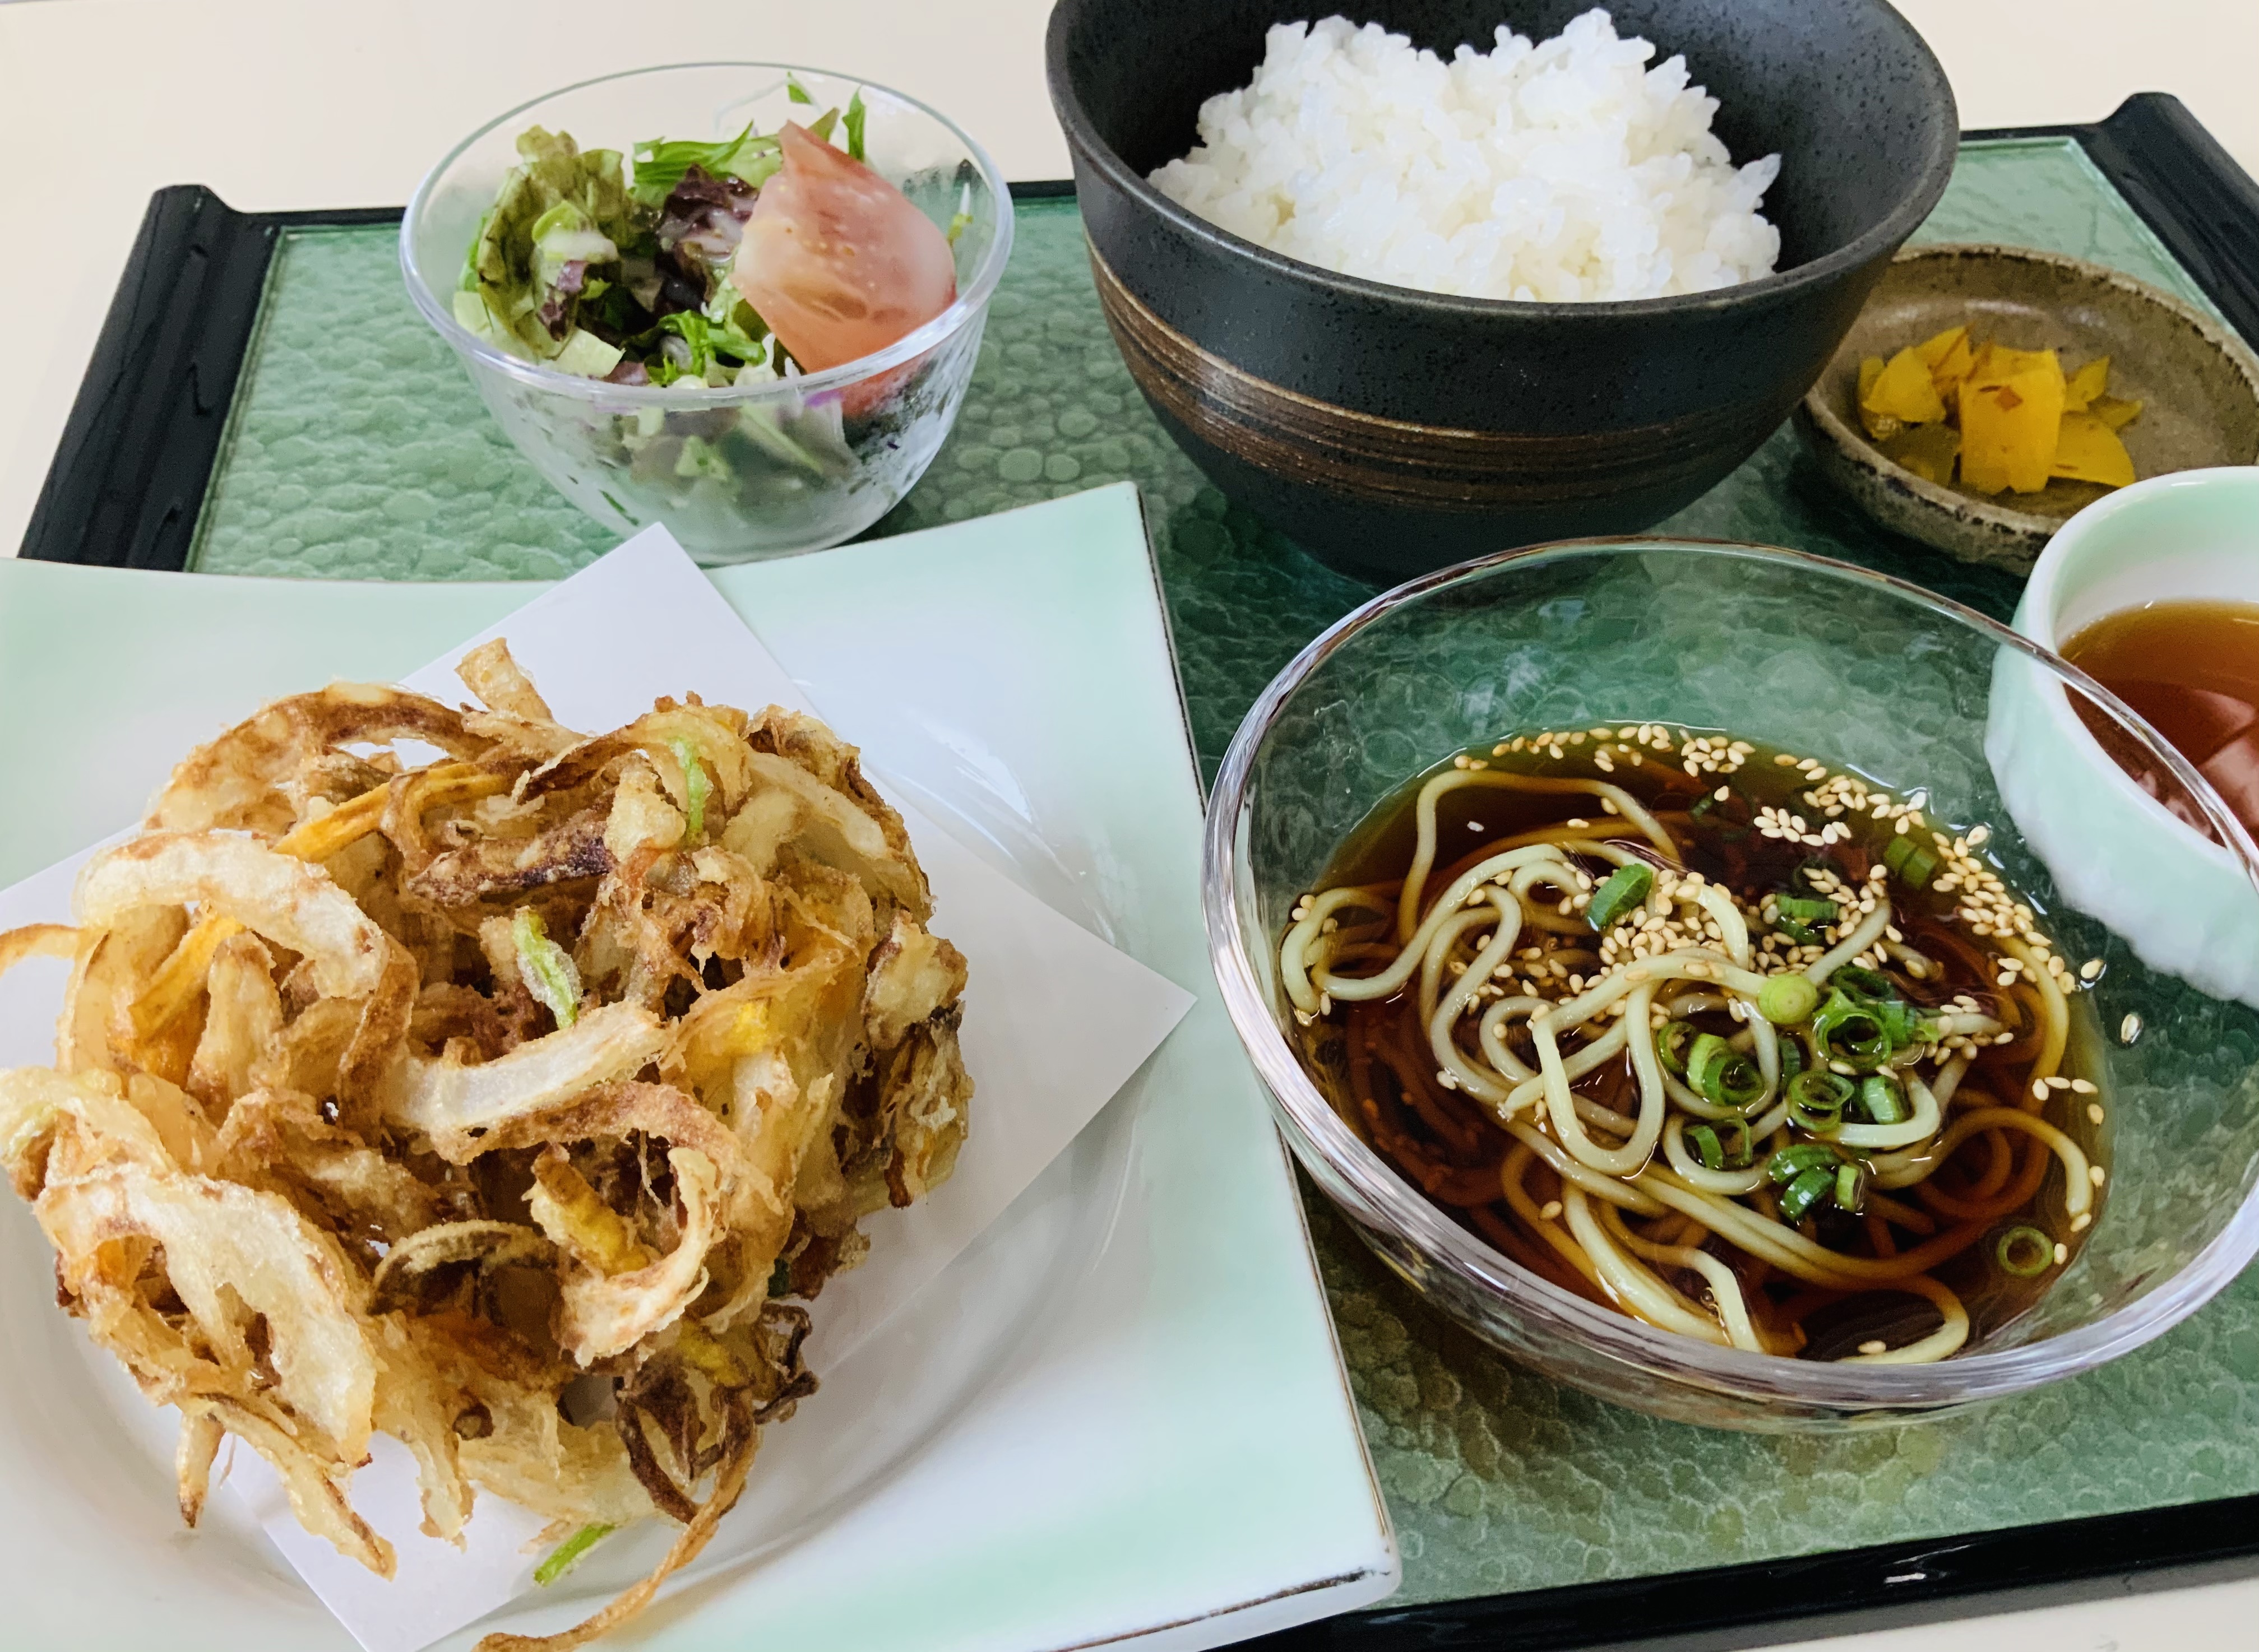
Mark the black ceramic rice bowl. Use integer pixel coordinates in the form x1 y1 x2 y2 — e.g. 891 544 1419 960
1047 0 1959 582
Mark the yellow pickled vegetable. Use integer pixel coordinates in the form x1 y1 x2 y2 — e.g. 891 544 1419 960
1960 344 2066 495
1856 356 1896 440
2051 410 2137 488
1851 321 2143 496
1881 421 1961 486
1918 325 1976 406
2063 354 2111 412
2090 393 2143 431
1915 324 1969 369
1863 344 1949 428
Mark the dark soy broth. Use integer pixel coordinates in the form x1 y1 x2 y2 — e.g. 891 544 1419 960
2063 600 2259 842
1286 727 2109 1361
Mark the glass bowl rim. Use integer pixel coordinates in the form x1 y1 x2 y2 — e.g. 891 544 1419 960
1203 532 2259 1410
399 60 1015 406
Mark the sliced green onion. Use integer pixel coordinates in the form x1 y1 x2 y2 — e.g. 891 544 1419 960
535 1523 614 1586
1778 1036 1807 1083
1876 999 1933 1047
1786 1069 1854 1133
1834 1161 1869 1215
1688 1121 1753 1171
1995 1225 2056 1277
1779 1166 1837 1223
1885 833 1941 888
669 737 711 842
1586 862 1654 931
1856 1072 1911 1125
1688 792 1720 819
1812 991 1892 1070
1768 1143 1841 1185
1774 893 1838 927
1687 1032 1765 1110
512 908 581 1029
1656 1019 1699 1077
1832 964 1898 1006
844 89 868 161
1757 972 1820 1025
785 72 815 104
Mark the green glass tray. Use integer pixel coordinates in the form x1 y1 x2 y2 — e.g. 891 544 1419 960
29 113 2259 1648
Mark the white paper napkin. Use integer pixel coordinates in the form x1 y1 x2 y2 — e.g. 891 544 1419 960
0 527 1194 1652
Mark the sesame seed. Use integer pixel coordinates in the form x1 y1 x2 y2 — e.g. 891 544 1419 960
2072 1212 2093 1232
2053 1242 2069 1265
2087 1103 2105 1124
2120 1013 2143 1044
1540 1200 1564 1222
2069 1078 2096 1094
1858 1339 1888 1355
2032 1080 2050 1100
2079 958 2104 981
1714 784 1730 802
2090 1165 2107 1186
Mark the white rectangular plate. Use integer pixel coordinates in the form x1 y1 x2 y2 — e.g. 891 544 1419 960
0 482 1396 1651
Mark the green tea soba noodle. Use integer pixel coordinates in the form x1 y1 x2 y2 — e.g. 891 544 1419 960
1281 725 2109 1363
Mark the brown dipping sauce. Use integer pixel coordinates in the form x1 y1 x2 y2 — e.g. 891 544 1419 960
2062 599 2259 842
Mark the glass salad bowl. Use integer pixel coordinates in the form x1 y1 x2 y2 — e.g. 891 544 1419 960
1205 537 2259 1430
402 63 1012 564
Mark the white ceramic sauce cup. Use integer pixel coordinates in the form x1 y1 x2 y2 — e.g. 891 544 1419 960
1988 466 2259 1007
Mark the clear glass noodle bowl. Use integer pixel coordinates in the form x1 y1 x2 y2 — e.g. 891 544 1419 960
401 63 1012 565
1205 539 2259 1430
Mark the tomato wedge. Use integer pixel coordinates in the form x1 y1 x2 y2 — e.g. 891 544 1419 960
730 122 956 375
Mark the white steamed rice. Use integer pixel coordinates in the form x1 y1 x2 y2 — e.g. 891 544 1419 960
1148 10 1782 303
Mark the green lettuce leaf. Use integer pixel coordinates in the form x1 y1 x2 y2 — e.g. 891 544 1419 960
551 328 624 379
637 308 769 385
468 127 633 360
844 90 867 162
630 123 781 204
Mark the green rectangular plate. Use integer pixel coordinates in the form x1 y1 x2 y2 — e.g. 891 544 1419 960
177 138 2259 1612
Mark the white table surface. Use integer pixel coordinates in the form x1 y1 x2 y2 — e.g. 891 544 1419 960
2 1 2256 1648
